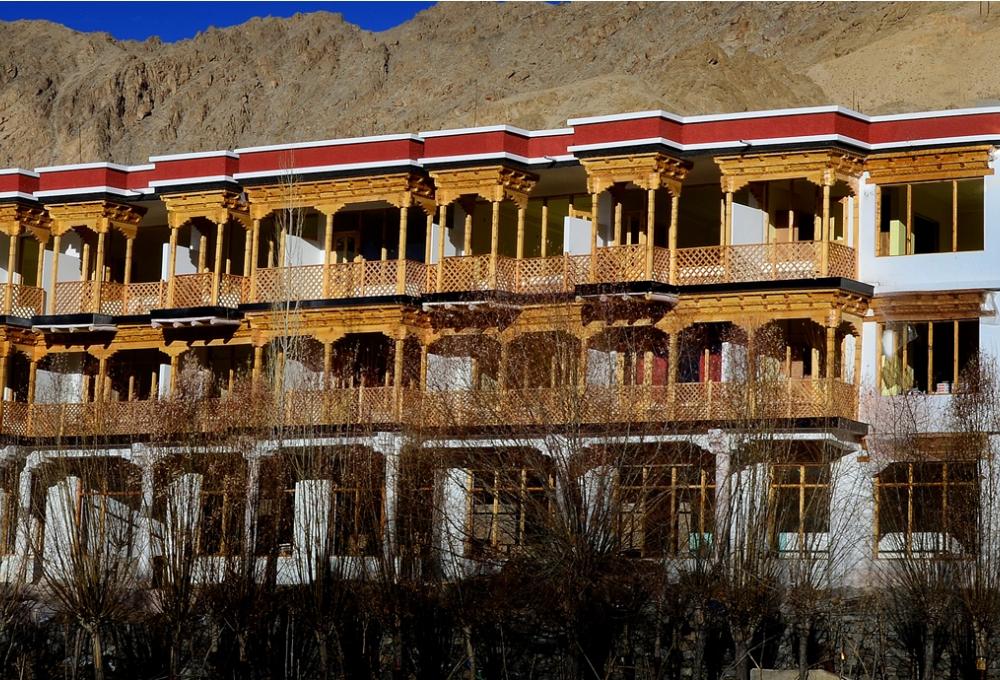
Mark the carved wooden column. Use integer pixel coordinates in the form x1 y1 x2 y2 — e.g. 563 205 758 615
92 222 107 313
821 179 832 277
27 357 37 405
540 199 549 258
489 199 500 289
396 205 409 295
462 201 474 256
436 204 447 292
515 204 526 290
645 188 656 280
166 221 179 307
589 192 599 282
48 232 61 314
322 209 335 297
249 216 262 302
0 349 7 424
211 219 226 305
121 234 134 313
3 230 18 315
392 336 405 416
668 190 679 285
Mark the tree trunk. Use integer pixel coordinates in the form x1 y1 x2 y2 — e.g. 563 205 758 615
797 621 810 680
692 623 706 680
464 625 476 680
91 629 105 680
921 628 936 680
734 634 749 680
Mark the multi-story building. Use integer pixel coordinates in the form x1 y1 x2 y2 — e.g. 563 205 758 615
0 104 996 591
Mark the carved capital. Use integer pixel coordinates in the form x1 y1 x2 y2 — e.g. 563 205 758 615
162 189 250 231
430 165 538 209
715 148 865 196
581 152 691 196
47 200 146 238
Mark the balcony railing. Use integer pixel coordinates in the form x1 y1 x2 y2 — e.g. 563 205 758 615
251 261 425 304
675 242 855 286
4 284 45 317
0 379 856 439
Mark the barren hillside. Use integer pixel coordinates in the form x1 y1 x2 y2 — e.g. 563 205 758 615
0 2 997 167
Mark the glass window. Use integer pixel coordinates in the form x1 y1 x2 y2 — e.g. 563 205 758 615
878 179 984 256
770 463 831 556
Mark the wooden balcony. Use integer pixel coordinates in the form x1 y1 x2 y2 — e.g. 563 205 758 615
44 274 246 316
3 283 45 317
675 242 855 286
0 380 856 439
251 261 425 304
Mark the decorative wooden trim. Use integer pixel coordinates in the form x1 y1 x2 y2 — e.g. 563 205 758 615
161 189 250 230
0 201 50 241
869 290 986 322
430 165 537 209
580 152 691 196
46 200 145 238
865 145 994 185
246 171 435 220
716 148 865 194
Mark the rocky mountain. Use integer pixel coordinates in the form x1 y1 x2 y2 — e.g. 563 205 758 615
0 2 997 167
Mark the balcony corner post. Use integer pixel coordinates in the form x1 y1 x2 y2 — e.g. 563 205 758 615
668 190 679 285
3 230 18 315
489 199 500 289
821 180 832 277
589 192 599 283
166 221 179 307
645 187 656 280
396 205 409 296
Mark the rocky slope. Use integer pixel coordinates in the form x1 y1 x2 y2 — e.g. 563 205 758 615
0 2 997 167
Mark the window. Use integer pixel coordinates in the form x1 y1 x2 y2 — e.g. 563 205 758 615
770 463 831 556
879 320 979 395
877 179 984 256
469 465 550 557
197 485 244 557
616 458 715 557
328 456 384 556
876 461 979 557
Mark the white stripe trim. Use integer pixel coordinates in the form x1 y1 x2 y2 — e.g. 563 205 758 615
149 175 237 188
235 133 421 154
418 151 578 166
566 105 859 126
125 164 156 172
419 125 573 139
34 186 139 198
149 150 239 162
0 168 39 178
0 191 38 201
233 158 417 180
34 161 131 173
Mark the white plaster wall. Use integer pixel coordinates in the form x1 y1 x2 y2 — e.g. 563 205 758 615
292 478 332 582
439 467 470 579
426 354 473 391
857 157 1000 293
443 206 463 257
731 201 765 245
283 357 323 391
597 193 613 247
284 232 324 267
35 354 84 404
563 216 591 255
0 238 11 284
40 231 83 291
42 476 80 579
586 349 614 386
830 452 874 588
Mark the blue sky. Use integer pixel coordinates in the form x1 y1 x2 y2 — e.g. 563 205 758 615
0 2 436 41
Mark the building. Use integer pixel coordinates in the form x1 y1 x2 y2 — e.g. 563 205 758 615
0 104 996 593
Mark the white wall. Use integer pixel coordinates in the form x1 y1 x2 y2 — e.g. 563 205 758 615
731 201 765 245
40 231 83 291
426 354 473 391
564 216 591 255
35 354 84 404
284 232 324 267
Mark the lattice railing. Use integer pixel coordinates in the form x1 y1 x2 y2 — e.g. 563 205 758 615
675 242 837 285
593 244 646 283
514 255 575 294
122 281 167 315
651 247 671 284
360 260 398 297
254 265 324 303
96 282 124 315
52 281 96 315
7 284 45 317
827 242 856 279
402 260 427 296
172 273 214 308
218 274 245 307
434 254 492 292
0 401 28 437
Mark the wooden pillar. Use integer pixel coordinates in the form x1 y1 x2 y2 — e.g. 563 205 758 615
27 359 37 405
211 219 225 305
668 190 679 285
81 241 91 283
197 232 208 273
3 232 18 315
613 198 623 246
489 200 500 288
121 235 134 313
723 191 733 247
396 205 409 295
0 353 7 419
645 188 656 280
952 180 959 253
498 340 508 390
253 345 264 384
48 233 61 314
419 342 428 390
424 212 434 266
92 229 107 313
515 205 526 261
166 225 179 307
436 204 447 292
96 355 107 402
35 238 45 292
578 335 590 387
825 324 836 381
248 217 262 302
463 206 473 256
127 374 135 402
169 353 180 397
322 342 333 387
540 199 549 258
150 369 159 401
589 192 599 282
323 210 335 297
927 322 934 394
821 182 831 277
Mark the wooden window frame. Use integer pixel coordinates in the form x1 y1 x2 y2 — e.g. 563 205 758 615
615 461 715 557
877 319 979 395
467 465 551 558
769 462 831 557
876 178 983 257
874 461 979 558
